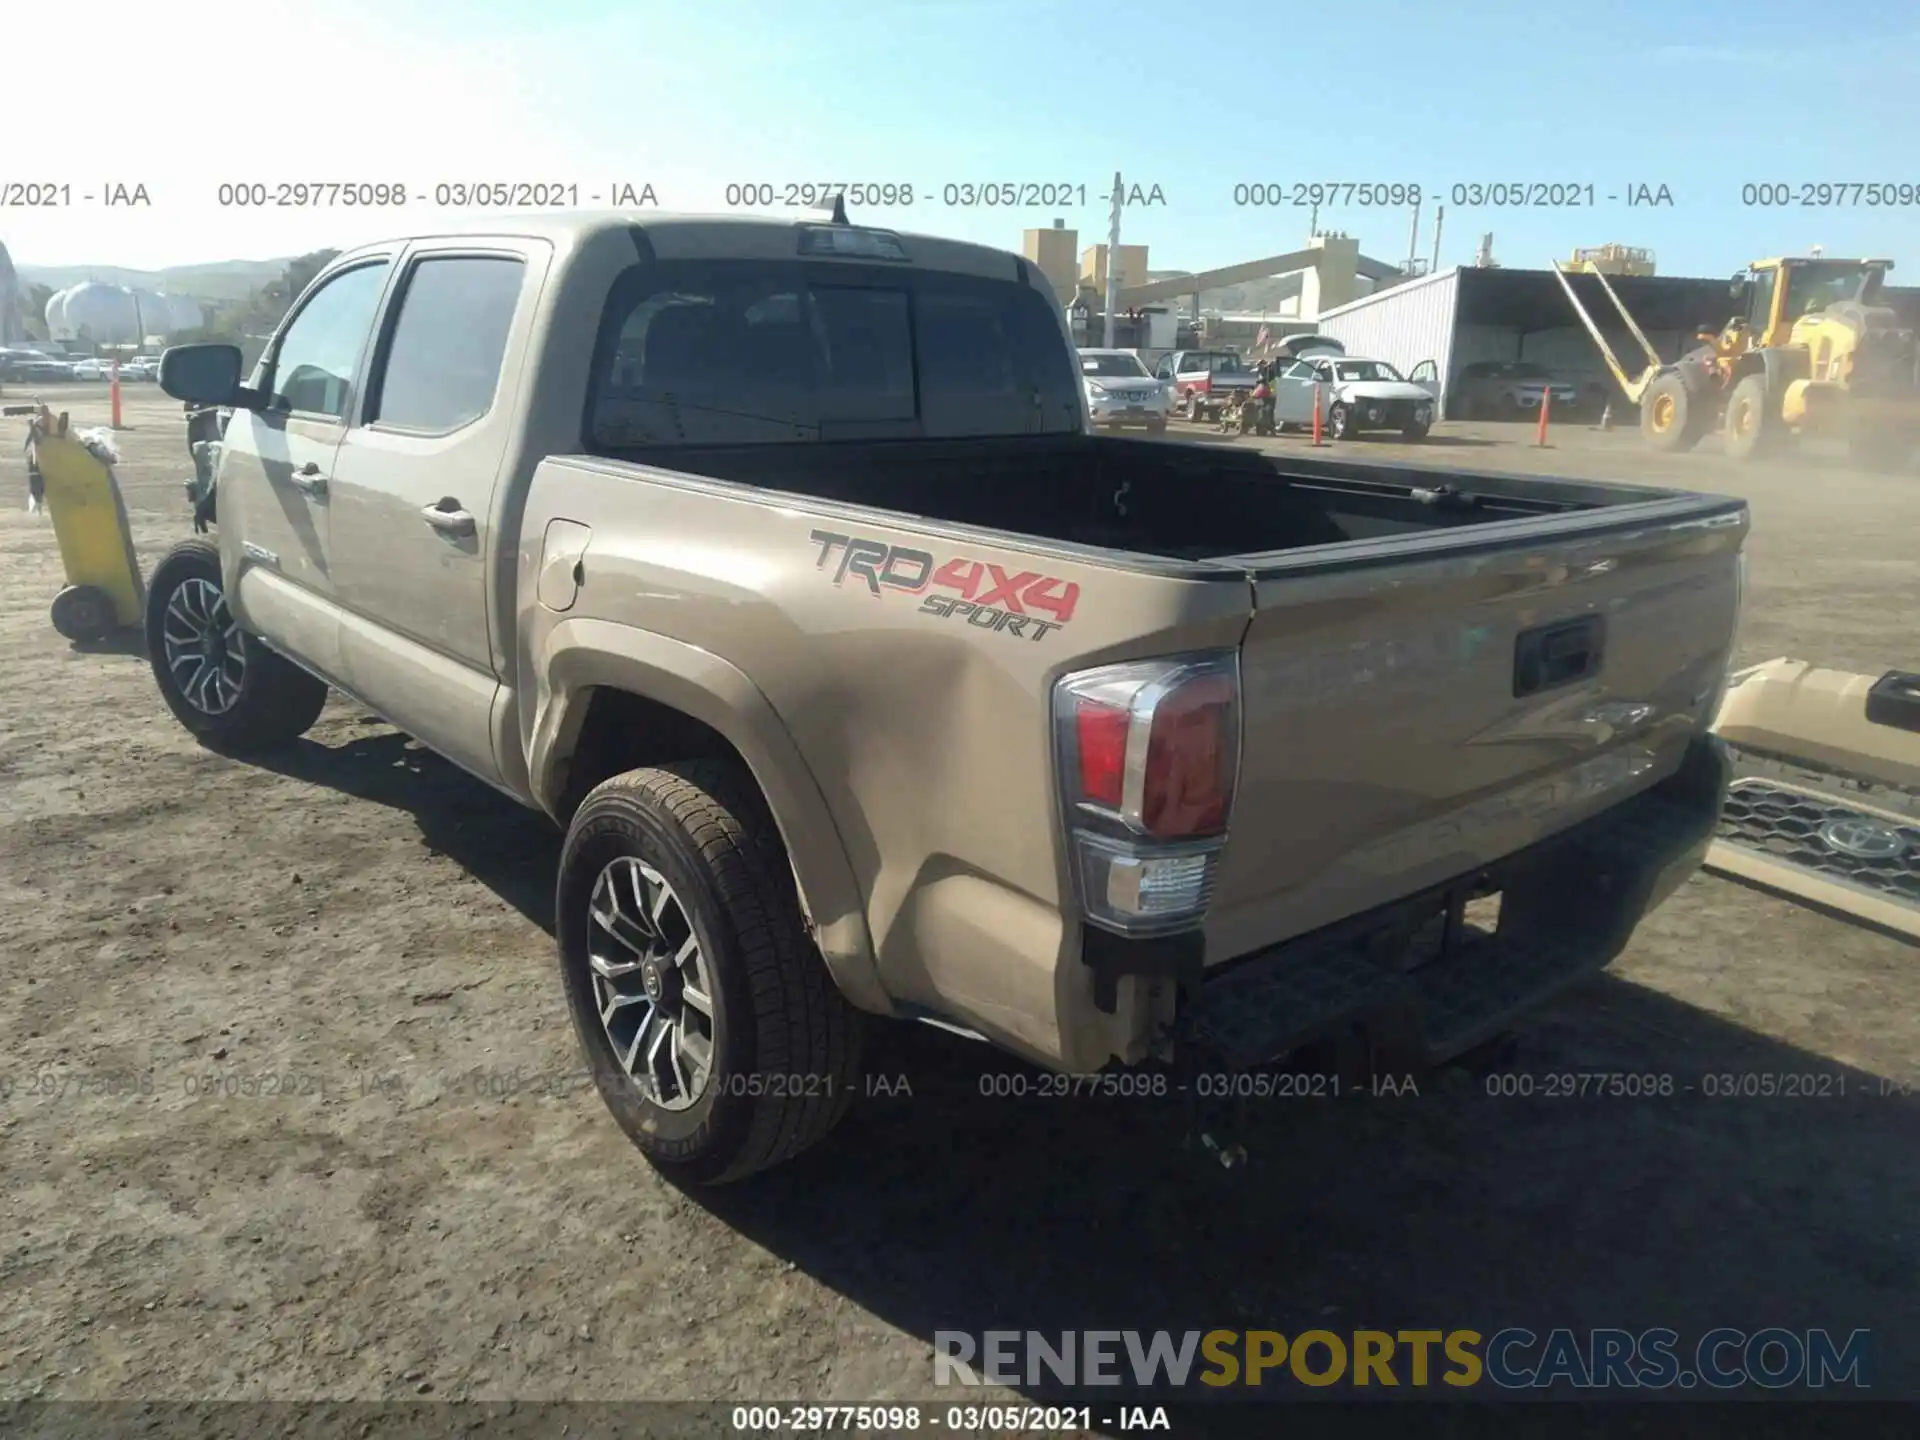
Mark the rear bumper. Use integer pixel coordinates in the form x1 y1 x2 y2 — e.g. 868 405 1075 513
1174 734 1729 1069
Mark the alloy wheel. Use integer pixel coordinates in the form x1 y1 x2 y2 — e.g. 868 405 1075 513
161 577 246 716
586 857 717 1111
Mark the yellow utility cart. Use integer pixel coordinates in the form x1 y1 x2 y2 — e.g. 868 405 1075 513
8 403 146 642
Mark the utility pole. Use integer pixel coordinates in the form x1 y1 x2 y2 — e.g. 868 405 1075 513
1103 170 1122 348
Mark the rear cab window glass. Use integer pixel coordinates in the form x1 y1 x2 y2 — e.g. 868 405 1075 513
368 254 525 431
585 258 1081 449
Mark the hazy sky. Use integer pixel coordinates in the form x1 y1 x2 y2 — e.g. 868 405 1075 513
8 0 1919 278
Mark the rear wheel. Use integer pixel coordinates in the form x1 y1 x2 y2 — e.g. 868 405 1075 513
1641 373 1706 453
1723 374 1778 461
1184 391 1204 422
557 761 866 1184
146 538 329 753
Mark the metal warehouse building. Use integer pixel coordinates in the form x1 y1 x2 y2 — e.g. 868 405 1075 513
1312 267 1751 419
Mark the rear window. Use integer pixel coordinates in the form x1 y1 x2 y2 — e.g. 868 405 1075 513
586 259 1081 447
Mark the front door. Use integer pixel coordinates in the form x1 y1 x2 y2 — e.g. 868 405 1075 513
1408 358 1443 408
1272 359 1321 425
219 256 395 683
327 244 542 788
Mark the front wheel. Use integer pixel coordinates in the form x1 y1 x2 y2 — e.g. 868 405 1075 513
1184 391 1204 422
145 538 329 753
1723 374 1778 461
1401 419 1431 442
1640 373 1705 453
1328 403 1352 440
556 761 866 1185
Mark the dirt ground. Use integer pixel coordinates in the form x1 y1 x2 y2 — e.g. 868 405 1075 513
1 386 1916 1419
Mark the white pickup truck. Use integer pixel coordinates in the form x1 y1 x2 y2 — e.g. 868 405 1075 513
150 211 1745 1182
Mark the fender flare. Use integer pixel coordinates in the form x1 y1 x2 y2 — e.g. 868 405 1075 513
528 618 888 1015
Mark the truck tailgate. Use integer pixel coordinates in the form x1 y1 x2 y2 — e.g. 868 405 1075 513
1204 498 1747 963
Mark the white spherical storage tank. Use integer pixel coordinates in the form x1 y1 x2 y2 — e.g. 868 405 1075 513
54 282 143 345
43 286 72 337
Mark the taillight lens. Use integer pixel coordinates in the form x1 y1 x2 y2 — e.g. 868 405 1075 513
1053 653 1241 936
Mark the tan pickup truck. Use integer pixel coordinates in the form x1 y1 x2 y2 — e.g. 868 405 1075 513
150 211 1748 1182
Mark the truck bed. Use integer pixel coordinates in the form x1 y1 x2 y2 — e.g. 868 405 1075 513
608 434 1687 566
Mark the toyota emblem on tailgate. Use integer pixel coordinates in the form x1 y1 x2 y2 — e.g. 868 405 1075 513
1818 816 1907 861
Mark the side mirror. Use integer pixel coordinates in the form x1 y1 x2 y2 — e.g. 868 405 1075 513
159 344 245 406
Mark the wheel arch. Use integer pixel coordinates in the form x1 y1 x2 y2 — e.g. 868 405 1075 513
1730 346 1809 391
529 619 887 1015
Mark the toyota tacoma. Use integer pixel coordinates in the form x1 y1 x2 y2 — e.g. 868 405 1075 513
147 210 1747 1183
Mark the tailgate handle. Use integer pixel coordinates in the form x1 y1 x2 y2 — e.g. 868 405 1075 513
1514 615 1605 697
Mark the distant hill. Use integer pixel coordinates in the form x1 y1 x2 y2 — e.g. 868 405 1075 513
15 258 289 302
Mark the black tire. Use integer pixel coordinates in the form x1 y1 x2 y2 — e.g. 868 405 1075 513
49 584 118 643
557 761 866 1185
1723 374 1778 461
1328 402 1352 440
146 538 329 753
1641 373 1706 453
1401 419 1431 442
1147 418 1167 435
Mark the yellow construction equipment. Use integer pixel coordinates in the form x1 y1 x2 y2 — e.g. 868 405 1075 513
1565 244 1656 277
1550 255 1920 467
7 402 146 642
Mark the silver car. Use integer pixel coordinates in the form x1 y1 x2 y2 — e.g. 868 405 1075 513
1079 348 1171 432
1451 360 1581 421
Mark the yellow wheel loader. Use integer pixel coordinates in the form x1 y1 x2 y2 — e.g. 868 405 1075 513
1551 256 1920 467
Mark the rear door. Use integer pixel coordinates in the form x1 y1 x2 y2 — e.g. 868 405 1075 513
327 241 546 788
1204 500 1748 963
219 255 396 681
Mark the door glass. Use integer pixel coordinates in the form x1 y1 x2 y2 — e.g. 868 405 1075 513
269 262 391 419
369 256 525 432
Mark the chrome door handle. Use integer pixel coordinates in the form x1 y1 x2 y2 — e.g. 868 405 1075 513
289 469 328 496
420 501 476 538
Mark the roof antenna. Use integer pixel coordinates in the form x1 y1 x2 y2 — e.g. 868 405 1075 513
811 192 849 225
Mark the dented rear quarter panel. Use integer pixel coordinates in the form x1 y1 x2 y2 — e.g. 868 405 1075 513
515 458 1255 1068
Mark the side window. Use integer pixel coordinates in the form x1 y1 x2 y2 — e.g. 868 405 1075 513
368 255 525 432
268 261 390 419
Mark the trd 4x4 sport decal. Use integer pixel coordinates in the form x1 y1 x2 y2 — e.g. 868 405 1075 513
809 529 1080 643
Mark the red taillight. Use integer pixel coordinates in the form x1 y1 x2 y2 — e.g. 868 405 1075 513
1054 652 1241 936
1057 657 1240 840
1141 674 1234 837
1074 698 1130 808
